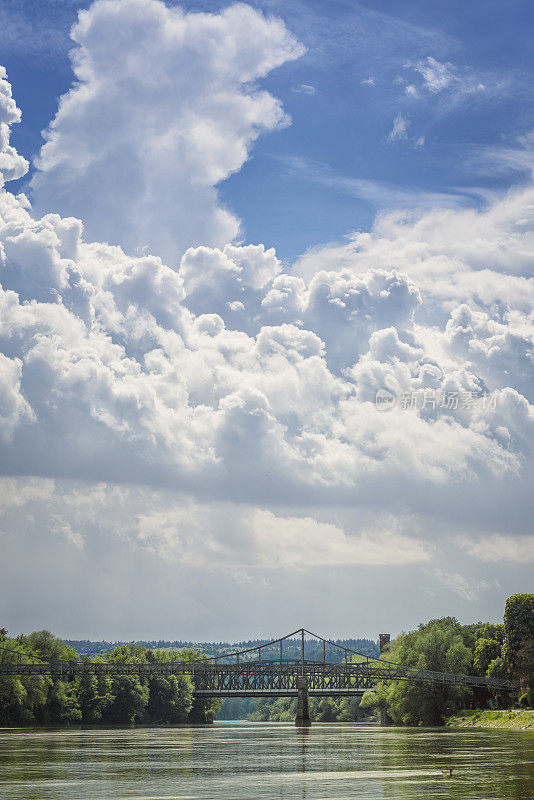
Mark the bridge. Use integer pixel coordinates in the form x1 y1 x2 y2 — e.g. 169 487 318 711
0 628 516 726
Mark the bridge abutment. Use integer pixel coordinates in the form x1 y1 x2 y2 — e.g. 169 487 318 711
295 677 311 727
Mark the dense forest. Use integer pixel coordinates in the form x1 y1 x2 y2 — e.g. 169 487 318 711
1 594 532 726
64 637 379 662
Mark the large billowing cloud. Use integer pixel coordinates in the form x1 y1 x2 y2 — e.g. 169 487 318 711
2 67 533 513
30 0 304 265
0 0 533 636
3 177 530 513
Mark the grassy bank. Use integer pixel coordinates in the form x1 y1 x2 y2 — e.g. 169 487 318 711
446 709 534 731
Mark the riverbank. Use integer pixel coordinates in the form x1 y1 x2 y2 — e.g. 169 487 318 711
446 709 534 730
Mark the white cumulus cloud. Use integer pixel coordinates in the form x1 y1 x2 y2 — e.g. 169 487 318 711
30 0 304 266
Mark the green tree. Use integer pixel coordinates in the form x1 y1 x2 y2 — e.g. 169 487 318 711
106 675 149 724
473 638 502 676
100 643 204 724
310 697 339 721
249 698 275 721
372 618 472 725
77 657 113 723
217 697 256 719
0 676 32 725
486 655 506 679
26 630 79 663
0 635 50 724
21 631 82 724
337 697 365 721
46 680 82 723
147 675 194 722
503 594 534 677
103 644 149 724
78 671 101 722
249 698 296 721
360 690 381 719
461 622 505 650
515 640 534 707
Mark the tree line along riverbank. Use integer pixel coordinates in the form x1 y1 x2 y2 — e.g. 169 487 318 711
1 593 532 727
357 593 533 726
0 634 219 726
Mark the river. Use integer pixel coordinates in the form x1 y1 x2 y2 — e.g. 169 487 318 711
1 722 533 799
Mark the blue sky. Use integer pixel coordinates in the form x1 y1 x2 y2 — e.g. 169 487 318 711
3 0 534 261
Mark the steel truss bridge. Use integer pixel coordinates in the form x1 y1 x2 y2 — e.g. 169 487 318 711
0 628 516 725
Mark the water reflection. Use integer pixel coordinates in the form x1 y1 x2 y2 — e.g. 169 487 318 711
0 722 533 799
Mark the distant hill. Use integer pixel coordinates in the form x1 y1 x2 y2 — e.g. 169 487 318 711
64 637 379 662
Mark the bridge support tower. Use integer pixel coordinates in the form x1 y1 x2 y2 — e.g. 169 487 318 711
295 677 311 727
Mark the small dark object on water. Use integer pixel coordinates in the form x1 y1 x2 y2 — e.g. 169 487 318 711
441 769 453 777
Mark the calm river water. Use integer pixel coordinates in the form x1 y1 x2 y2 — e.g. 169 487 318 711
1 722 533 799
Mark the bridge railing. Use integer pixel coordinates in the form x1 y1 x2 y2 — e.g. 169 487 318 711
356 661 515 690
0 658 516 691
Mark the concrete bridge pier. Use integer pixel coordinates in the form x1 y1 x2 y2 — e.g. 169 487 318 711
295 677 311 727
